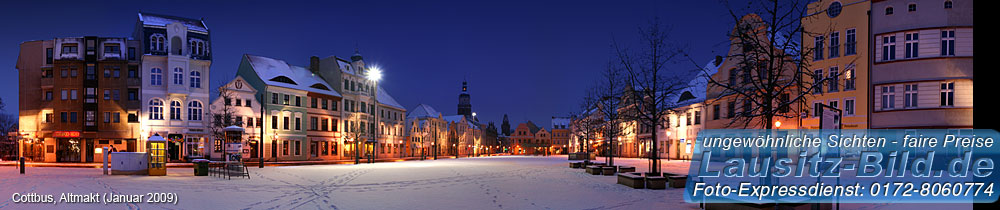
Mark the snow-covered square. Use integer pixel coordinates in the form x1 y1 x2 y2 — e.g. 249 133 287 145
0 156 973 209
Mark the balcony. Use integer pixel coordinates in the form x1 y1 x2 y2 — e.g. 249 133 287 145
40 77 53 87
126 78 141 87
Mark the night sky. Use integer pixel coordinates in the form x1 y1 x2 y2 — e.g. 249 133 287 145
1 0 742 129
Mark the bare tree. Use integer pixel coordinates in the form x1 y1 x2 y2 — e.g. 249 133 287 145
689 0 844 129
570 88 604 162
614 17 689 175
345 112 368 164
210 87 243 154
593 61 630 167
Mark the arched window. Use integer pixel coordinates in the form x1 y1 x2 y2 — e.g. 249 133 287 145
885 6 894 15
170 100 182 120
150 34 165 51
190 71 201 88
149 99 163 120
187 101 203 121
150 68 162 85
173 68 183 85
944 1 952 9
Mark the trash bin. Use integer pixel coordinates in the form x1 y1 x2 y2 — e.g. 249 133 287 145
193 159 209 176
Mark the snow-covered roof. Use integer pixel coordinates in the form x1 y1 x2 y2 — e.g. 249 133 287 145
407 104 440 119
245 54 342 97
138 12 208 33
377 86 405 110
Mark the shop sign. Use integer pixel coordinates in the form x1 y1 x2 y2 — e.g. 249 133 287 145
53 131 80 138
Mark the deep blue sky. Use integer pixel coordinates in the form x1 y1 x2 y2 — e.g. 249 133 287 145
2 0 741 129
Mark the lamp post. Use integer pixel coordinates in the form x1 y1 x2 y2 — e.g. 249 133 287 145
367 67 382 164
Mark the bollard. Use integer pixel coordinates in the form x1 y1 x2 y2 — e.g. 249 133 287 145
102 147 109 175
19 157 25 174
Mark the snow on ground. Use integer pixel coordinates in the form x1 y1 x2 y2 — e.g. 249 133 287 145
0 156 973 210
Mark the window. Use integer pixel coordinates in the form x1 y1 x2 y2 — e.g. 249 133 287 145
321 118 329 131
271 115 278 129
45 91 53 101
881 86 896 109
71 89 77 100
844 67 856 90
170 101 182 120
827 2 842 17
310 117 318 130
283 116 289 130
828 67 839 92
941 30 955 56
113 112 120 123
70 112 77 123
311 97 318 108
189 71 201 88
282 141 289 156
271 93 278 104
814 35 824 60
904 84 918 108
234 98 241 106
61 45 78 54
295 96 301 107
283 95 290 105
694 110 701 125
742 100 752 116
845 99 856 115
61 90 68 100
322 99 328 109
726 101 735 118
882 35 896 61
813 69 823 94
150 34 165 51
172 68 183 85
940 82 954 107
295 141 301 156
128 47 136 60
128 112 138 122
46 48 53 64
103 45 120 54
104 112 111 123
845 29 857 55
245 99 252 107
295 117 301 130
149 99 164 120
128 66 137 78
71 68 78 77
945 1 953 9
128 89 138 101
150 68 162 85
103 89 111 100
188 101 203 121
112 89 120 101
886 7 894 15
729 68 738 86
904 33 919 58
829 31 840 58
908 3 916 12
779 93 790 113
61 112 67 123
813 102 824 117
45 113 53 123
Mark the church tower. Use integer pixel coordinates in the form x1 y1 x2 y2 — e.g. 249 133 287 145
501 114 511 136
457 80 473 120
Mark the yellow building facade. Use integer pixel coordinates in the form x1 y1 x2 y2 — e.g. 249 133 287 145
801 0 871 129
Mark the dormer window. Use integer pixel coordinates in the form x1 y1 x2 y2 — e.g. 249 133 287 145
61 44 78 54
103 44 121 54
269 76 298 85
189 39 207 56
150 34 166 52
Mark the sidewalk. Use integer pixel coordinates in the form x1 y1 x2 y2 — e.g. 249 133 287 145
0 155 491 168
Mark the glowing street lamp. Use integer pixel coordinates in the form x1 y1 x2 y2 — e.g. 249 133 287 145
774 121 782 129
366 66 382 164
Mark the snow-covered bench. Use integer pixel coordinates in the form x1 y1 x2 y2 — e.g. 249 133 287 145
569 161 583 168
601 166 617 176
617 172 645 189
645 174 666 190
585 165 603 175
618 166 635 173
662 173 687 188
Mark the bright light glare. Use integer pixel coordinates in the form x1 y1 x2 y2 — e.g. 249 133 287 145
368 66 382 81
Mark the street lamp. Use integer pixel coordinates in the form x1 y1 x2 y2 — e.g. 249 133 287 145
367 66 382 164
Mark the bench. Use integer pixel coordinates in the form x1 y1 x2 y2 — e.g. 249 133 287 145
645 175 667 190
570 162 583 168
601 166 617 176
668 175 687 188
618 166 635 173
617 172 645 189
586 165 603 175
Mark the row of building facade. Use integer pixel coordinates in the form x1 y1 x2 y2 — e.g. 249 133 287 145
15 12 509 163
567 0 974 159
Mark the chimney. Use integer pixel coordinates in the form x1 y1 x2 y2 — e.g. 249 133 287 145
714 55 723 66
309 56 319 72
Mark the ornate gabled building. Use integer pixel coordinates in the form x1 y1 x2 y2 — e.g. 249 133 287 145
134 12 213 162
405 104 448 158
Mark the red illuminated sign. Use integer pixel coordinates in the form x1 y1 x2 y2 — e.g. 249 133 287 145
53 131 80 138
